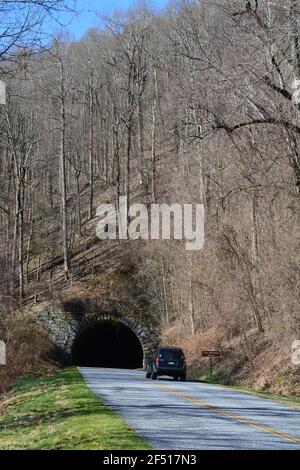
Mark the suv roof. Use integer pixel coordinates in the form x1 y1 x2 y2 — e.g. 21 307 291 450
157 347 184 354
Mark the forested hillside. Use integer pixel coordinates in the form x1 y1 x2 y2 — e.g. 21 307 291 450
0 0 299 393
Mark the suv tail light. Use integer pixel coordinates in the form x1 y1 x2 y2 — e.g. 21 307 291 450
184 357 187 366
155 356 160 365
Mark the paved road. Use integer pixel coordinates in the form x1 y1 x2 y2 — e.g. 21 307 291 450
79 367 300 450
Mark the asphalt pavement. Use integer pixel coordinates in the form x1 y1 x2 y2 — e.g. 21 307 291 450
79 367 300 450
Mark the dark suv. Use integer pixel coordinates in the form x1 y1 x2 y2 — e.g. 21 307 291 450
146 347 187 381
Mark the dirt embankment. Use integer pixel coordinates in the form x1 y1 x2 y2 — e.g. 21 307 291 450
161 322 300 396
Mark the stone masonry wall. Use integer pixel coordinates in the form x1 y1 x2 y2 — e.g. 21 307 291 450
36 308 159 364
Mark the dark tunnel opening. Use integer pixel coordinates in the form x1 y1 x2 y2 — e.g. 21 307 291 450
72 321 144 369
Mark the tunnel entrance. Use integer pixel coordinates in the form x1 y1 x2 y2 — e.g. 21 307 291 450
72 321 144 368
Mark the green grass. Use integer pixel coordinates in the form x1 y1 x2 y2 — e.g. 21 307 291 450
0 367 151 450
198 369 231 385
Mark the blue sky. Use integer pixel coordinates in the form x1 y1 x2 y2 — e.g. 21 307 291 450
52 0 169 40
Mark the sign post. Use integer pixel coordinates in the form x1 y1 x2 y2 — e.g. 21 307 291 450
202 350 221 378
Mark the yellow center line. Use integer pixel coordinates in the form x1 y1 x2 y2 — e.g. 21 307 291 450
155 383 300 446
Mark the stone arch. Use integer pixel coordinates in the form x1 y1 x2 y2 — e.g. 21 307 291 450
37 307 158 366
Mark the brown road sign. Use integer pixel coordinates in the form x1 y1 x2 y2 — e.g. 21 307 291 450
202 350 221 358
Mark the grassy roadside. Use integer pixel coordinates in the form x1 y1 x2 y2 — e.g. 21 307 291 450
0 367 151 450
198 371 300 409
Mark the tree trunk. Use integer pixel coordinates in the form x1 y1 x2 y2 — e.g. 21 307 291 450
161 259 169 327
126 114 133 219
59 57 69 280
188 254 196 335
250 191 264 333
25 206 33 285
88 71 95 220
290 0 300 189
137 88 147 188
151 67 158 203
76 171 82 236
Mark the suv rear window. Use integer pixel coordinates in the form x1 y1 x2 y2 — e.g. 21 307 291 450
158 348 184 359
